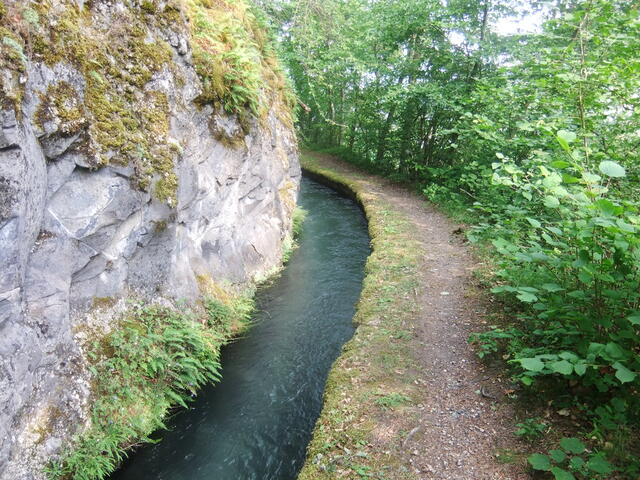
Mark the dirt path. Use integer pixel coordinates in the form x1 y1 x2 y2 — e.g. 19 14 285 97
373 177 527 480
300 153 528 480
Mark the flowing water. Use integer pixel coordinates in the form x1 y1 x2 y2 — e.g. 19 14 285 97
111 177 370 480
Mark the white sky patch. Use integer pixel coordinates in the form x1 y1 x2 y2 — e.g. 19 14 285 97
448 7 548 47
492 9 547 36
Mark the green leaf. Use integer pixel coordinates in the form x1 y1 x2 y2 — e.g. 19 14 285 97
586 455 613 474
542 283 564 292
578 271 593 284
544 196 560 208
605 342 626 360
594 199 619 216
559 352 578 361
562 174 580 184
627 313 640 326
528 453 552 471
526 217 541 228
519 357 545 372
599 160 626 178
551 467 576 480
582 172 601 184
517 291 538 303
573 363 587 376
556 130 577 152
551 160 571 169
557 130 577 143
550 360 573 375
613 363 636 383
549 449 567 463
560 438 586 454
570 457 585 470
616 219 635 232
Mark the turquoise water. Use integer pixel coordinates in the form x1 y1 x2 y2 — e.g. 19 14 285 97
111 177 370 480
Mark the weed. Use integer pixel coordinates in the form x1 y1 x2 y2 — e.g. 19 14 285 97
292 207 308 239
282 207 308 264
515 417 548 441
374 393 411 410
528 437 614 479
495 448 520 464
47 293 252 480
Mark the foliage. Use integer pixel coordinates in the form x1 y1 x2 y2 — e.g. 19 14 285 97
291 206 308 239
528 437 614 480
282 206 307 263
186 0 295 127
46 297 251 480
374 392 411 410
515 417 547 441
262 0 640 475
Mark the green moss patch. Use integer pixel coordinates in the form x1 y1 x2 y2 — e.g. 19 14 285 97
2 0 295 196
0 0 179 202
35 81 86 135
298 153 424 480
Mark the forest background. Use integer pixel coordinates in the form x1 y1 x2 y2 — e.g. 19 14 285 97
255 1 640 478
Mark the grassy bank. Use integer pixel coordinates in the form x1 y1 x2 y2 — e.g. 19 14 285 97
298 153 424 480
46 290 254 480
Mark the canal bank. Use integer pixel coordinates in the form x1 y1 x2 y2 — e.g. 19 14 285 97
110 177 370 480
298 152 526 480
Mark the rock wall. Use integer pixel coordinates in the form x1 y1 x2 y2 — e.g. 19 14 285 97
0 1 299 478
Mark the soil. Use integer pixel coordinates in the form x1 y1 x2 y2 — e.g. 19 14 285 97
305 152 530 480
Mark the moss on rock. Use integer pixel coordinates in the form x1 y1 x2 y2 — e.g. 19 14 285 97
185 0 294 125
3 0 180 200
35 81 86 135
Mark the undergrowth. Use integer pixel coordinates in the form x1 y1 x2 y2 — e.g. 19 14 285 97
185 0 295 128
282 206 307 263
45 293 253 480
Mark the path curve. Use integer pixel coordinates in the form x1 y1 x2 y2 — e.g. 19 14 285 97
299 152 528 480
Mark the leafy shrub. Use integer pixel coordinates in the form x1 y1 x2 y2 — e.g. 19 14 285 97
470 129 640 474
528 437 613 480
515 417 548 441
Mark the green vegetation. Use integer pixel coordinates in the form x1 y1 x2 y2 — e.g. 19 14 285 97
1 0 294 202
35 82 85 135
47 291 253 480
291 206 308 239
185 0 295 130
282 206 308 263
263 0 640 476
528 438 613 479
1 0 179 202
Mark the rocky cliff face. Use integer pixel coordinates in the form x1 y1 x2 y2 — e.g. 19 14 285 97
0 1 299 478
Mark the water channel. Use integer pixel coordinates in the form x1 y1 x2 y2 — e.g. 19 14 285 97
112 176 370 480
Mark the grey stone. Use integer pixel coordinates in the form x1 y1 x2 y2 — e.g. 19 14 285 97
0 5 300 480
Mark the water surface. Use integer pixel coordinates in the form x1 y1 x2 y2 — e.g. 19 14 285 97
112 177 370 480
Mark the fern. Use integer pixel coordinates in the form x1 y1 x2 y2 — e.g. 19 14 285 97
47 296 251 480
